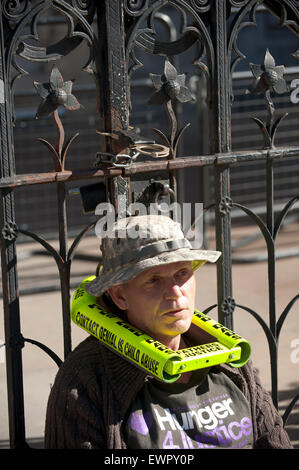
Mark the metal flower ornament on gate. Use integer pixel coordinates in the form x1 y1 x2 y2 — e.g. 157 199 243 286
148 59 195 106
34 65 82 171
148 58 196 159
34 65 82 118
246 49 289 148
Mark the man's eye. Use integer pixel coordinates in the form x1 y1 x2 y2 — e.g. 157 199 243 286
178 269 187 276
146 276 160 284
176 269 191 279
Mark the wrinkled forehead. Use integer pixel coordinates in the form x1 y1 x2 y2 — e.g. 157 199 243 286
130 260 194 281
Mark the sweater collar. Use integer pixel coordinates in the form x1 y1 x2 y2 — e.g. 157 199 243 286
102 344 149 415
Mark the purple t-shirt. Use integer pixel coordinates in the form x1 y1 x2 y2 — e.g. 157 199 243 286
124 368 253 449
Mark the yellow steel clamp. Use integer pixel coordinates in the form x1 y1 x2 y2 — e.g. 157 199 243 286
71 277 251 383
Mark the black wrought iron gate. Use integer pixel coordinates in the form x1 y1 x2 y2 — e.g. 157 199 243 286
1 0 299 449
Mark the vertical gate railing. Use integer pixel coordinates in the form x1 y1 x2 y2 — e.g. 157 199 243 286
1 0 299 448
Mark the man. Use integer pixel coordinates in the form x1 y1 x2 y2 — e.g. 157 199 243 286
44 214 292 449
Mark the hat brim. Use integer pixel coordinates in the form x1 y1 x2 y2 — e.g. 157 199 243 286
85 248 221 297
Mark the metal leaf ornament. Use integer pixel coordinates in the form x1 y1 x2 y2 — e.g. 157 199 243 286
34 65 82 119
246 50 289 149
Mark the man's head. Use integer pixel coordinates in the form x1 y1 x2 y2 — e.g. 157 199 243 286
108 259 196 347
85 214 221 346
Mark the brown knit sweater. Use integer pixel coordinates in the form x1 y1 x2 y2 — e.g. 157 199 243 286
44 336 293 449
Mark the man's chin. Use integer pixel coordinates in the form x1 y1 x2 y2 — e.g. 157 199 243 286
162 319 192 338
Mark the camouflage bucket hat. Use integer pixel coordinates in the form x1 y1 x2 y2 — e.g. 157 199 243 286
85 214 221 297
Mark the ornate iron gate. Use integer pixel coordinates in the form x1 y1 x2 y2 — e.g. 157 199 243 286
1 0 299 449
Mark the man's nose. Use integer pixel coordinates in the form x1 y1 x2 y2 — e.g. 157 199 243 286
164 279 182 299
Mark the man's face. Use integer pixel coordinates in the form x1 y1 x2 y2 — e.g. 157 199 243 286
108 261 196 348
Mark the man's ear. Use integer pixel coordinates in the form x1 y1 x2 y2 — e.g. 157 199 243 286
108 284 128 310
